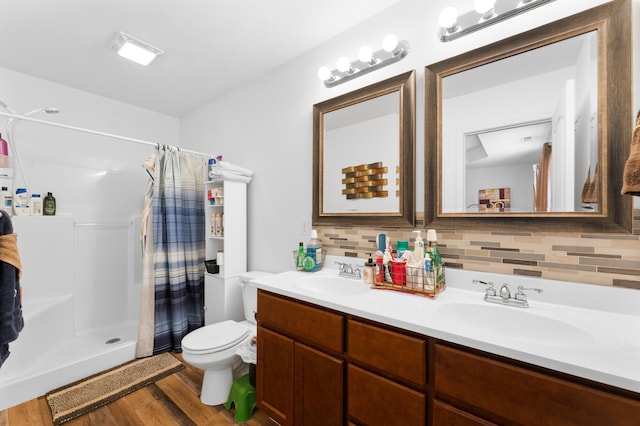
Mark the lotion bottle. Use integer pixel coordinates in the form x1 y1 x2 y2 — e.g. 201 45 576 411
413 230 425 260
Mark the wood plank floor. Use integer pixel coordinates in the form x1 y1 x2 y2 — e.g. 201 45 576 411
0 353 277 425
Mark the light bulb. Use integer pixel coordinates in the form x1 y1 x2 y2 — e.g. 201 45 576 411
382 34 399 53
317 66 332 81
474 0 496 15
336 57 351 73
358 45 374 63
438 6 458 30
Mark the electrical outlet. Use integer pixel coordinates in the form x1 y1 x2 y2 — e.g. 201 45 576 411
301 219 310 237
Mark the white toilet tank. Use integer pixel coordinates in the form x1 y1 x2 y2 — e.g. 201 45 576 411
239 271 271 324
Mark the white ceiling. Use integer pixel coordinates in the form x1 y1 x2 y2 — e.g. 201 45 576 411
0 0 401 117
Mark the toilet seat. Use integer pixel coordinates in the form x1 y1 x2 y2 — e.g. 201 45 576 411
182 320 249 355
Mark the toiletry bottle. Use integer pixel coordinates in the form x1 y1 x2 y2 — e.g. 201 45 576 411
0 133 9 167
383 244 393 282
413 230 425 260
1 186 11 212
14 188 28 215
362 253 375 284
426 229 441 267
397 240 408 259
207 158 216 181
296 242 305 271
30 193 43 216
307 229 323 270
375 254 384 283
43 192 56 216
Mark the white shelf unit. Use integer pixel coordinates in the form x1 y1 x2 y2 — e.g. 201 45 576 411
204 178 247 324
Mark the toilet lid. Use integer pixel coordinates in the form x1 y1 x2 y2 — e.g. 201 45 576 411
182 320 249 354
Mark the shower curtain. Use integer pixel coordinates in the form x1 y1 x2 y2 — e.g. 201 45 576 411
138 146 206 356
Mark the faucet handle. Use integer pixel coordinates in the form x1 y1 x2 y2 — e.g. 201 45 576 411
515 285 543 301
353 266 362 279
473 279 496 296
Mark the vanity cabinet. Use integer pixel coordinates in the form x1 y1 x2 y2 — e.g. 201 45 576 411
257 288 640 425
256 291 345 426
347 319 427 425
433 343 640 426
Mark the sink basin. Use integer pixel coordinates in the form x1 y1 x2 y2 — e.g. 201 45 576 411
436 302 595 347
295 275 370 296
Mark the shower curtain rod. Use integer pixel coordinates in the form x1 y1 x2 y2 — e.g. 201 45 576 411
0 110 211 158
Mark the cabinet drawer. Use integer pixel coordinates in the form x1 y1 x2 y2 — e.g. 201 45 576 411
258 291 344 353
432 400 497 426
435 344 640 426
348 319 426 388
348 364 425 426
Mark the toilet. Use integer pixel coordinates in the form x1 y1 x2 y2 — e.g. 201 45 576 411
181 271 270 405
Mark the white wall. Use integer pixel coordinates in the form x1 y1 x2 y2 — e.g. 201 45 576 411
0 67 180 332
182 0 632 273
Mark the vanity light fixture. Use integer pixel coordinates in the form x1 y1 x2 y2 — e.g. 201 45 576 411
112 31 164 66
438 0 556 42
317 34 409 88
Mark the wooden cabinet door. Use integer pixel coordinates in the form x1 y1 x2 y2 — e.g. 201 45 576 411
294 342 345 426
257 326 294 426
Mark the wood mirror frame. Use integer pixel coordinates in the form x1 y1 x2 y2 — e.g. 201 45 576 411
425 0 632 233
313 70 416 227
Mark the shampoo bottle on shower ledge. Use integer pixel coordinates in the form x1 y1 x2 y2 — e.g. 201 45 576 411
43 192 56 216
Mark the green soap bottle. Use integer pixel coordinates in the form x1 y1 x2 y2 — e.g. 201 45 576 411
295 242 305 271
43 192 56 216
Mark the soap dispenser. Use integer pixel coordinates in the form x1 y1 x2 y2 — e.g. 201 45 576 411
413 230 424 260
363 253 375 285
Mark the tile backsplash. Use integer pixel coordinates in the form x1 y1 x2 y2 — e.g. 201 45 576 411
316 210 640 290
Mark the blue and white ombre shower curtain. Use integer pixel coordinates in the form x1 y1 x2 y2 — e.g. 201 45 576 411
146 146 206 355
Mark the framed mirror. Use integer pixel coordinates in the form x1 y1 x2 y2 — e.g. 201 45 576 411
313 70 416 226
425 0 632 232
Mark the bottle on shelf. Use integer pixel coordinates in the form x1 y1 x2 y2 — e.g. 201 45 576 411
14 188 29 216
30 193 43 216
1 186 11 213
43 192 56 216
0 133 9 167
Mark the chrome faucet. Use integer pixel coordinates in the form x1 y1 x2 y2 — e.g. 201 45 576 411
335 261 362 280
473 280 543 308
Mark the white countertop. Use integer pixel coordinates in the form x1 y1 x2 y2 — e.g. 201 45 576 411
251 257 640 394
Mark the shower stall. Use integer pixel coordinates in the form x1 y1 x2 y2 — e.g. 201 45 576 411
0 214 140 410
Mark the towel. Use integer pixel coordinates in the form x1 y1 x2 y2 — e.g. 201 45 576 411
0 209 24 368
581 168 591 203
217 160 253 177
0 233 21 280
210 168 253 183
621 110 640 195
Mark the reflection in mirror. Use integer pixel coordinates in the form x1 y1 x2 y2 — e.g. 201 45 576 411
313 70 415 227
441 31 598 214
424 0 633 232
323 92 399 214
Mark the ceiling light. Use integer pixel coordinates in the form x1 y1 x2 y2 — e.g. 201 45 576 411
112 32 164 66
317 34 410 88
438 0 556 42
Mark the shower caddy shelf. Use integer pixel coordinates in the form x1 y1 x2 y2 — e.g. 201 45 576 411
204 177 248 324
